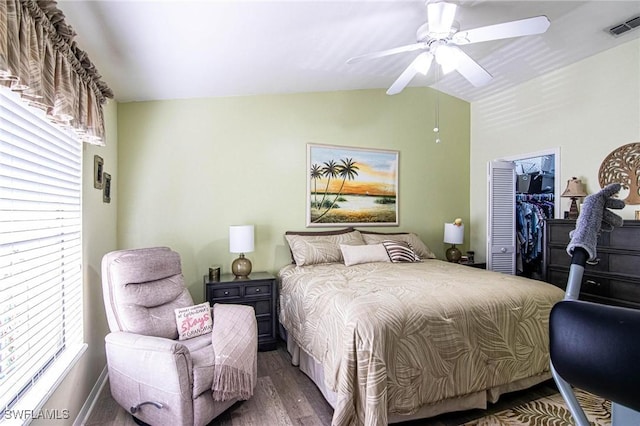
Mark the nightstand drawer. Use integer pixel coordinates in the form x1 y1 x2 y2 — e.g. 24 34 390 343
235 299 271 316
257 316 273 338
244 283 272 297
209 286 241 299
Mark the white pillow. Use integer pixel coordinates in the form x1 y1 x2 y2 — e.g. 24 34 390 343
340 243 390 266
174 302 213 340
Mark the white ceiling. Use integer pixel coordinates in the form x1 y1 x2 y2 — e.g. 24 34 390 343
58 0 640 103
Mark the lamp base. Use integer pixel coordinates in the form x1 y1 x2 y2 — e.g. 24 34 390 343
568 197 579 220
446 245 462 263
231 254 252 279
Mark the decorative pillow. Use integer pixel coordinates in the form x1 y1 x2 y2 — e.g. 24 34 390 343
360 231 436 259
174 302 213 340
382 240 421 263
285 230 365 266
340 243 390 266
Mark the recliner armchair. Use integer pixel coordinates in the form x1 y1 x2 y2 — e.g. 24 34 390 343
101 247 257 426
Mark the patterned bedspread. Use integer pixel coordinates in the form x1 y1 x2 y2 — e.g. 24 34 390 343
278 260 565 426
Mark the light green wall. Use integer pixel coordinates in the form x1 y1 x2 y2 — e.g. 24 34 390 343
117 88 471 300
470 39 640 263
35 102 118 424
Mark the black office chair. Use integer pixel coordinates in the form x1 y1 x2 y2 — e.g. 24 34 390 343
549 183 640 425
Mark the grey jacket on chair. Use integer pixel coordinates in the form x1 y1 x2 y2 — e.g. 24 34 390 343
101 247 257 426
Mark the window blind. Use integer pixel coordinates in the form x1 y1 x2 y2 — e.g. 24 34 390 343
0 88 84 417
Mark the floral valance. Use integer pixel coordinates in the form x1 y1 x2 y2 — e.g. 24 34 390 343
0 0 113 145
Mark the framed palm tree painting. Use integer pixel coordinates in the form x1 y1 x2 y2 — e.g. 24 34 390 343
307 143 399 227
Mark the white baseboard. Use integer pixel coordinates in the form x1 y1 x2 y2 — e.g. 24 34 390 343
73 366 108 426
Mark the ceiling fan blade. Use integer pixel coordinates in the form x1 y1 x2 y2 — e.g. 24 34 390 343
452 16 550 45
452 47 492 87
387 52 433 95
427 2 458 35
347 42 427 64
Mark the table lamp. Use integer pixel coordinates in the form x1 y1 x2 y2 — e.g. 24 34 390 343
561 177 588 219
229 225 254 278
444 220 464 262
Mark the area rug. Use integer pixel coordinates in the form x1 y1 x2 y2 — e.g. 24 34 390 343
463 389 611 426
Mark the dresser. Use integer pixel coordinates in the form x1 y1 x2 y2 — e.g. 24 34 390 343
204 272 277 351
544 219 640 308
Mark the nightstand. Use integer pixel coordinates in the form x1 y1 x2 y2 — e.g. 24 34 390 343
204 271 277 351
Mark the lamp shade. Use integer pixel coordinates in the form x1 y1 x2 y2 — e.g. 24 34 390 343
229 225 254 254
561 177 588 198
444 223 464 244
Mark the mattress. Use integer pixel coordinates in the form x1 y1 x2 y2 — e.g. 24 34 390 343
278 260 564 425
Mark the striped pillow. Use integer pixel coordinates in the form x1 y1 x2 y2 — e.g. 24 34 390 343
382 240 420 263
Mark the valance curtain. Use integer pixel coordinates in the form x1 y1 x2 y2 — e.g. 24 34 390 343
0 0 113 145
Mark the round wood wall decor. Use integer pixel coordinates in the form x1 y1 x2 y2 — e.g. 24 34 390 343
598 142 640 205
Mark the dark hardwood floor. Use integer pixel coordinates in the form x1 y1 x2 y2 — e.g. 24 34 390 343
85 340 558 425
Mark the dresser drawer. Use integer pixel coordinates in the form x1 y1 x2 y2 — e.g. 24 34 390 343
547 269 610 298
609 253 640 277
609 278 640 304
547 223 574 245
548 247 609 272
609 226 640 250
547 222 607 247
209 286 241 300
244 282 272 297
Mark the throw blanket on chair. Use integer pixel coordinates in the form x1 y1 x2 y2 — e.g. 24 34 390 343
211 303 258 401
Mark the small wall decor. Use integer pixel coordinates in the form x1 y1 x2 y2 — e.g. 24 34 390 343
307 143 399 227
93 155 104 189
598 142 640 205
103 172 111 203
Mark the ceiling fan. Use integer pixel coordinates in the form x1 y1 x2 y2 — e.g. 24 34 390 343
347 1 551 95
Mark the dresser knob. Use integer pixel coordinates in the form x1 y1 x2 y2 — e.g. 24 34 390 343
224 291 229 295
255 288 260 292
587 258 600 265
500 247 507 253
585 280 600 287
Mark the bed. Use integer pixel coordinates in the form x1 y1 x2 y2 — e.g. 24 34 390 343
278 229 565 426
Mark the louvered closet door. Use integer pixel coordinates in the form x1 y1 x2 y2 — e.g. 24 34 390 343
487 160 516 274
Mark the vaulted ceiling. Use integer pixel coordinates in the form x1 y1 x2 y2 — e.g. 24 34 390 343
58 1 640 103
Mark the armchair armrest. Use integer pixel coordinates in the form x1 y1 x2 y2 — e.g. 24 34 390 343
105 332 194 412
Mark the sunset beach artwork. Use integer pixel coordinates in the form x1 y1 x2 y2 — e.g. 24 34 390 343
307 144 399 226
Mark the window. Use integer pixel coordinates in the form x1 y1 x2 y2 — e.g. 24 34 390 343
0 87 85 419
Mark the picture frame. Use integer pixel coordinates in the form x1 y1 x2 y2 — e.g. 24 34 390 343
103 172 111 203
94 155 104 189
307 143 399 227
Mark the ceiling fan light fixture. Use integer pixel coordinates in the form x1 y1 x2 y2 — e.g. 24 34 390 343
414 52 434 74
434 44 458 74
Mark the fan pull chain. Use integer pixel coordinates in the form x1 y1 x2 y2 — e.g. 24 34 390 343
434 66 442 144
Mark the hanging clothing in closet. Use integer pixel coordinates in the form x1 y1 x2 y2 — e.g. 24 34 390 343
516 193 554 278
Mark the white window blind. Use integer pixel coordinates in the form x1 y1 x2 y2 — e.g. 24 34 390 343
0 88 84 419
